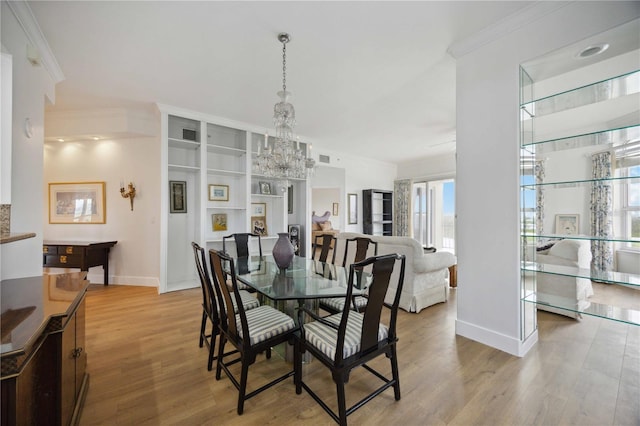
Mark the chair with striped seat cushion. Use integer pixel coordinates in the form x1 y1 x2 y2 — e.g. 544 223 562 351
222 233 263 292
296 253 406 426
192 242 259 371
320 236 378 314
209 249 300 416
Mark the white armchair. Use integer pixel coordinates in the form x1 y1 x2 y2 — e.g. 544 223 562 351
334 232 456 313
535 239 594 319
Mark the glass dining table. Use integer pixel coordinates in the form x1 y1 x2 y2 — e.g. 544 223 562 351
231 255 368 362
234 255 366 305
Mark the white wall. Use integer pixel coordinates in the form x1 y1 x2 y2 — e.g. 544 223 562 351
43 133 161 286
1 2 57 280
312 187 340 225
453 2 640 356
396 152 456 181
311 146 397 233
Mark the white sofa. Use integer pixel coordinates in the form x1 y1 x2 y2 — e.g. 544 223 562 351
535 239 594 319
334 232 456 313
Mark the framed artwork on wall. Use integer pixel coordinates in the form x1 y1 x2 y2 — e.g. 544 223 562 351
212 213 227 231
288 185 294 214
209 184 229 201
169 181 187 213
555 214 579 235
49 181 106 224
333 202 339 216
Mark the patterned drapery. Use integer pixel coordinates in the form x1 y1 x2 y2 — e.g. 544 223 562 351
590 152 613 271
394 179 411 236
534 160 545 235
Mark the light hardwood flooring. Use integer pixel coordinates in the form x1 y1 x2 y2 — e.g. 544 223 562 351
79 284 639 426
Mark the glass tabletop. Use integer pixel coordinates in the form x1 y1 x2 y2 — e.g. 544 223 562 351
233 255 367 301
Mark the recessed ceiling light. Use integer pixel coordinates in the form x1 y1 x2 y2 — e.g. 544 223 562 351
576 43 609 59
92 137 100 140
57 138 65 142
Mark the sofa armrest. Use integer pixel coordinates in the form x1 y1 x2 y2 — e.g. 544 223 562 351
536 253 579 268
413 251 456 273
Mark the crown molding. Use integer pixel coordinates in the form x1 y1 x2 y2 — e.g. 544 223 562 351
447 2 571 59
7 1 65 83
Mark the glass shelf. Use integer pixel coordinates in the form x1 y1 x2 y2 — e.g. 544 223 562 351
522 292 640 326
251 193 284 198
207 206 246 210
521 261 640 287
520 70 639 111
521 233 640 244
521 175 639 189
521 124 640 150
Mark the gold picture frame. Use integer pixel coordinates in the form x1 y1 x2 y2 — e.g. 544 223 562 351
49 181 106 224
251 202 267 236
209 184 229 201
212 213 228 231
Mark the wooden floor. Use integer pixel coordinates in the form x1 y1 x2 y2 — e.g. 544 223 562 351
79 284 639 426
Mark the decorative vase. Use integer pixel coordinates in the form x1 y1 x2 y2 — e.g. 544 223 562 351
272 232 295 270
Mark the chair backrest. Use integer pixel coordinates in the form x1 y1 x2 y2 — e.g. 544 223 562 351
341 237 378 268
209 249 250 349
335 253 405 365
313 234 337 264
192 242 218 323
223 233 263 258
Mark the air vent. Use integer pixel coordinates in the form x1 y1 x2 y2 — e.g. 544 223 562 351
319 154 330 164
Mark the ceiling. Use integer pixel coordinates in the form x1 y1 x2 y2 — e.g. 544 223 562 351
29 1 535 164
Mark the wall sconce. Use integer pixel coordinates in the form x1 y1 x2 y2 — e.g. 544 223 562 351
120 181 136 211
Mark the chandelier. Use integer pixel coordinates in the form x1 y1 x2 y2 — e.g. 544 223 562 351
254 32 315 189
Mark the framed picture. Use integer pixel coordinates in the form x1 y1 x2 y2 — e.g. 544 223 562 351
251 202 267 236
49 181 106 224
259 181 272 195
287 185 294 214
209 184 229 201
251 202 266 216
333 202 339 216
212 213 228 231
169 181 187 213
348 193 358 224
251 216 268 236
555 214 579 235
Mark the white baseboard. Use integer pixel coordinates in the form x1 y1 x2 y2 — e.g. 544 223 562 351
87 273 159 287
455 319 538 357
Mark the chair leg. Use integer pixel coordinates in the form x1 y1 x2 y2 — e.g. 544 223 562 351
238 361 249 415
266 347 271 359
294 339 302 394
215 335 226 380
336 380 347 426
390 345 401 401
207 329 217 371
199 311 207 347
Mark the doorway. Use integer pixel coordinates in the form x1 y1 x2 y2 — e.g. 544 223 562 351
412 179 455 254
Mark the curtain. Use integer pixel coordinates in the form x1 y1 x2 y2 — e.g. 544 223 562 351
590 151 613 271
394 179 411 236
534 159 545 235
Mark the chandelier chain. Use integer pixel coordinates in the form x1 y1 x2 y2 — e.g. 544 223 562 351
282 42 287 93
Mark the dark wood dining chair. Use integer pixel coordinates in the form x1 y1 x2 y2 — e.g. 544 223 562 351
320 236 378 314
295 253 406 426
191 242 259 371
313 233 337 264
222 233 263 291
222 233 263 258
208 249 300 415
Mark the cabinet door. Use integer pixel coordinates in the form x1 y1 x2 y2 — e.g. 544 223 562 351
60 312 77 426
74 300 87 398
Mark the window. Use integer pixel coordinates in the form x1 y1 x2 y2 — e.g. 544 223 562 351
621 164 640 249
412 179 455 253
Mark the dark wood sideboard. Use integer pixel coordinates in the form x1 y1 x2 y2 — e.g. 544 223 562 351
1 273 89 425
43 240 117 285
